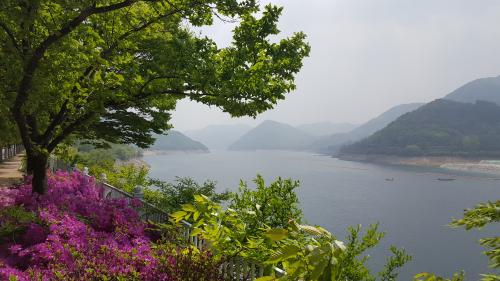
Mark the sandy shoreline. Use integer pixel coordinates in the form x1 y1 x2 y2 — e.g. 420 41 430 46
338 154 500 176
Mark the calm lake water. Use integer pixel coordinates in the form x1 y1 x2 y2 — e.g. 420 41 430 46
143 150 500 280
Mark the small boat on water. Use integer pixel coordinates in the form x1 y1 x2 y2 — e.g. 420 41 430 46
437 178 456 181
385 178 394 181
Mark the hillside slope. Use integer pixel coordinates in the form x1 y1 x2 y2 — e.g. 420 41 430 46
184 124 251 150
229 120 315 151
341 99 500 157
296 122 357 136
150 131 209 152
444 75 500 105
309 103 424 154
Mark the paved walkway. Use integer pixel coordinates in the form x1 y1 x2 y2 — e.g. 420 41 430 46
0 154 24 187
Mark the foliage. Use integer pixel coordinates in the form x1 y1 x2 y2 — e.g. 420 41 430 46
414 272 465 281
170 176 303 261
53 142 142 172
172 177 410 281
76 143 141 164
72 144 231 214
0 0 309 193
342 100 500 157
171 194 266 259
450 201 500 280
148 177 230 214
258 222 349 281
258 222 410 281
0 206 37 241
379 246 413 281
102 164 151 194
0 171 223 281
451 201 500 230
153 246 223 281
0 104 18 147
229 175 303 231
414 200 500 281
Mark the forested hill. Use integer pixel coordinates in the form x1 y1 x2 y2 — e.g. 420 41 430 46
444 75 500 105
184 124 252 150
341 99 500 157
150 131 209 152
308 103 424 154
229 120 315 151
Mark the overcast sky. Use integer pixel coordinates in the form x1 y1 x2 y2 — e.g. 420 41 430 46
171 0 500 131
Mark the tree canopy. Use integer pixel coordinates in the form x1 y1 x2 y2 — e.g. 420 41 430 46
0 0 310 193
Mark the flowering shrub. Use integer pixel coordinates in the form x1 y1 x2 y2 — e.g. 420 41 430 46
0 171 222 281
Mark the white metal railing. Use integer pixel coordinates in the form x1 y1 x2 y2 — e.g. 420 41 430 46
76 168 277 280
47 156 74 173
0 144 23 162
46 158 287 280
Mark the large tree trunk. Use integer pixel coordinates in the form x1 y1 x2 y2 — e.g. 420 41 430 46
28 153 48 194
25 149 34 175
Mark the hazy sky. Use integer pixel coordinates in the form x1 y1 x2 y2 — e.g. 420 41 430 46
172 0 500 131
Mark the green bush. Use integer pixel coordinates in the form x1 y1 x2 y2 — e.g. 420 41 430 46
229 175 303 231
0 206 38 241
148 177 230 214
171 178 411 281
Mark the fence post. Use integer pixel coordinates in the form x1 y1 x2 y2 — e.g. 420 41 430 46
82 167 90 185
100 173 107 183
133 185 144 200
99 173 107 198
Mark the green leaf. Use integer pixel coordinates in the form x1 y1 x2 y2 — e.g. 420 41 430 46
190 228 202 237
193 211 200 221
194 194 209 203
255 277 278 281
170 211 187 222
268 244 301 263
299 225 323 236
264 228 289 241
182 204 197 212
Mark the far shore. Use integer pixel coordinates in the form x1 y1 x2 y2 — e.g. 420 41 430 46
141 149 210 156
338 153 500 176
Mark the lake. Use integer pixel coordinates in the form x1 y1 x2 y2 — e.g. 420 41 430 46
143 150 500 280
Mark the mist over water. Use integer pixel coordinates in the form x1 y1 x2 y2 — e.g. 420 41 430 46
144 150 499 280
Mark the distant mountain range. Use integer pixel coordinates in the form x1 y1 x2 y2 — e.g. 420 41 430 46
308 103 424 154
183 121 358 151
342 75 500 157
150 131 208 152
184 124 252 150
167 75 500 156
228 120 316 151
296 122 357 136
226 111 424 152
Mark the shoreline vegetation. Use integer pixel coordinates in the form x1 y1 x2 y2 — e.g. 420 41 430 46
338 153 500 176
141 149 210 156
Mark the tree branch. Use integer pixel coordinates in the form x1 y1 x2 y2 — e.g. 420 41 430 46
138 75 180 93
26 114 40 141
14 0 139 117
47 112 95 152
130 88 220 103
40 99 69 145
0 21 20 53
